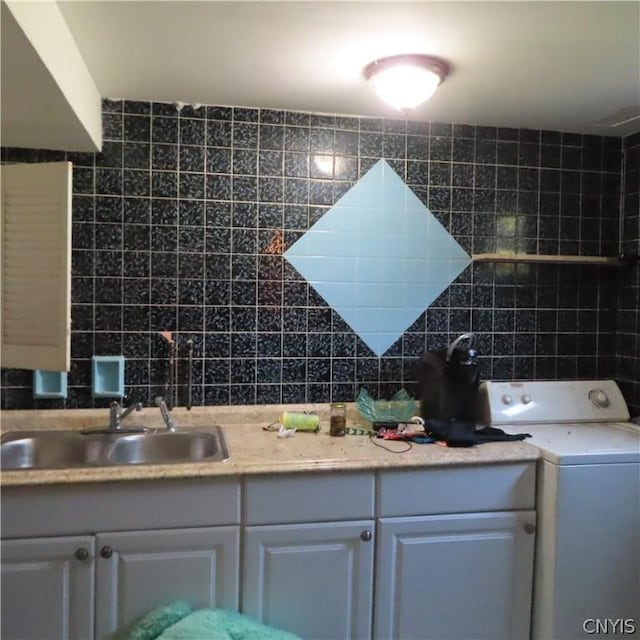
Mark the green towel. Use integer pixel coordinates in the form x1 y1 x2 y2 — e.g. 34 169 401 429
124 603 301 640
158 609 301 640
124 602 192 640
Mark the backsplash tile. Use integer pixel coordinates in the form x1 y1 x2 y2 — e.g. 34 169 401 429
1 99 636 414
285 159 470 355
616 132 640 415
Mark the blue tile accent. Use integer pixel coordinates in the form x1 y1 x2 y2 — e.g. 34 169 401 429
92 355 125 398
33 370 68 399
284 160 471 356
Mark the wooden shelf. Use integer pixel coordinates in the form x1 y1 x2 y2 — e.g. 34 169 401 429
471 253 624 267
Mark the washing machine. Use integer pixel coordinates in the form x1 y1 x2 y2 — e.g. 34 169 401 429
479 380 640 640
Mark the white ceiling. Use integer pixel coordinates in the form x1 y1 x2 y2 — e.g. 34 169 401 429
56 0 640 136
3 1 639 146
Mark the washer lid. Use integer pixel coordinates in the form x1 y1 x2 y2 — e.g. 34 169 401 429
501 422 640 465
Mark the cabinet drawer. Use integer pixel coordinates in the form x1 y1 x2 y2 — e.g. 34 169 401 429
244 472 375 525
378 463 535 517
1 478 241 538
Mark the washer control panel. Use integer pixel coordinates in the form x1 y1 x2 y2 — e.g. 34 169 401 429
478 380 630 425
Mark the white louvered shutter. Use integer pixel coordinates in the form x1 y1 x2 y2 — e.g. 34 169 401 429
1 162 72 371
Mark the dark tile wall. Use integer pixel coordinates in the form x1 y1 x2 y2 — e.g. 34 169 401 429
616 132 640 416
1 100 628 410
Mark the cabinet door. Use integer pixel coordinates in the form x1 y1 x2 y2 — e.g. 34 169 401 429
95 526 239 640
1 535 94 640
243 520 375 640
374 511 536 640
1 161 72 371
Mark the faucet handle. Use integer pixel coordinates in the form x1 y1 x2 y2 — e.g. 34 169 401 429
155 396 176 432
111 399 142 412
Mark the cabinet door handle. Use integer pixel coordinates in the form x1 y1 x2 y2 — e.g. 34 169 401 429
100 546 114 559
524 523 536 535
360 530 372 542
74 547 90 561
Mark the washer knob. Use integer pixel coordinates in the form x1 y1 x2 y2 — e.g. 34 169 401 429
502 395 512 405
521 394 532 405
589 389 610 408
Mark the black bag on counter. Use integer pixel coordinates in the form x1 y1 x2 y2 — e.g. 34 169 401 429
418 334 531 447
419 333 479 423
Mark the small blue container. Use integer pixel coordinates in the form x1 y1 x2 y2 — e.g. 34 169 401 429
33 370 68 399
92 356 125 398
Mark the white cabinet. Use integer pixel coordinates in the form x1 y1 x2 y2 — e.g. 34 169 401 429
244 521 374 640
374 463 537 640
1 478 241 640
1 536 94 640
241 464 536 640
95 527 239 639
1 527 240 640
1 464 536 640
242 472 376 640
374 512 535 640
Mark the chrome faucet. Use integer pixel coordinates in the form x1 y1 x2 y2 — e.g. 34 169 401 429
109 400 143 431
155 396 176 432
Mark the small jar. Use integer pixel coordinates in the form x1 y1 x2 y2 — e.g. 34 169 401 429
330 402 346 437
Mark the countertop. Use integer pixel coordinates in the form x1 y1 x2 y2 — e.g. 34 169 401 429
0 403 539 486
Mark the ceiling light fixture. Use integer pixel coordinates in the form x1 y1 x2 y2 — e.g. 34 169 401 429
363 54 450 112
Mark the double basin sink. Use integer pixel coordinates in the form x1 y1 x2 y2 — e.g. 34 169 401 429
0 426 229 471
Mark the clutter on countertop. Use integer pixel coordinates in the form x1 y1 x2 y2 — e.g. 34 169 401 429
356 388 417 424
0 402 540 487
276 425 296 439
278 411 320 432
419 333 532 447
263 411 320 437
330 401 347 436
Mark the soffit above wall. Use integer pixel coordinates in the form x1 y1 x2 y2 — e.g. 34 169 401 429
1 1 101 152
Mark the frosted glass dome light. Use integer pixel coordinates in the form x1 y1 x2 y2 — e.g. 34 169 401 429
363 54 450 111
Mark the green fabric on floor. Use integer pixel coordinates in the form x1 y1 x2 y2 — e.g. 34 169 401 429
158 609 301 640
124 605 301 640
124 601 192 640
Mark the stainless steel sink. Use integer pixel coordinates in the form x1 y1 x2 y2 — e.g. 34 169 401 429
109 431 227 465
0 427 229 470
0 432 109 469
